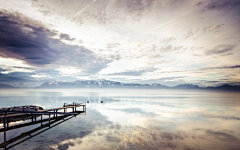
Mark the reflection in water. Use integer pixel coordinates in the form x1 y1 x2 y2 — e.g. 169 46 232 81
0 89 240 149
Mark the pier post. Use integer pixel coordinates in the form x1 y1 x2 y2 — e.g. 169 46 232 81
31 114 33 122
41 114 42 126
4 112 6 130
49 113 50 123
35 114 37 121
64 108 65 113
4 130 6 142
56 110 58 117
7 118 9 128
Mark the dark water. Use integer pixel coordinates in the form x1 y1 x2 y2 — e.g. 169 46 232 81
0 89 240 150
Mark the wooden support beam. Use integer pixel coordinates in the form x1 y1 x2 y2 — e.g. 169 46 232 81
4 130 6 143
48 114 50 123
7 118 9 128
4 113 6 131
41 115 42 126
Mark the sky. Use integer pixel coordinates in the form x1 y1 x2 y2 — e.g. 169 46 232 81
0 0 239 87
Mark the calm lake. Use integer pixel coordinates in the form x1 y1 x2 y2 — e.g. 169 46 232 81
0 89 240 150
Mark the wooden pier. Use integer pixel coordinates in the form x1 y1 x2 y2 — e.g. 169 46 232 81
0 111 82 149
0 102 86 141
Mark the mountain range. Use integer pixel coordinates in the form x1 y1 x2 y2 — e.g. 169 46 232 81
0 83 16 89
0 79 239 92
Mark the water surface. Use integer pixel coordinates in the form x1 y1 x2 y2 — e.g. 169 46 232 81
0 89 240 150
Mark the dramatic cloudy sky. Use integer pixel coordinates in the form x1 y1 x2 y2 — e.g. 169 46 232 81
0 0 239 87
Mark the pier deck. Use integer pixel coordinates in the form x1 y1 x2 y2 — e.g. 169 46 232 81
0 102 86 131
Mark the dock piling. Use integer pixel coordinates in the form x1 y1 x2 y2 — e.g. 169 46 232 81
4 130 6 143
49 114 50 123
7 118 9 128
41 115 42 126
4 112 6 131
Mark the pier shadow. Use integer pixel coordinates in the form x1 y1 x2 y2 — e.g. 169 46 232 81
0 110 85 150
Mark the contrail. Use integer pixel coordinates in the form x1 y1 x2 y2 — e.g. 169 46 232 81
61 0 97 27
140 9 194 37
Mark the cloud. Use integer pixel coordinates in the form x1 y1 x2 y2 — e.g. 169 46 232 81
183 24 224 39
206 129 238 141
0 10 112 74
202 0 240 11
203 65 240 70
205 44 236 55
0 68 89 83
60 33 76 41
0 72 33 82
157 77 186 81
108 68 157 76
105 43 121 49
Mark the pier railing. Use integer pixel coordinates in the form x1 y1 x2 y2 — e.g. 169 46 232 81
63 102 85 107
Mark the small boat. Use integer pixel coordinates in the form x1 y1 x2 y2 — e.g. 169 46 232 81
0 105 44 124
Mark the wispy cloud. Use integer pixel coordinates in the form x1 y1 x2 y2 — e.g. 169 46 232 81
205 44 236 56
107 68 157 76
202 65 240 70
61 0 97 27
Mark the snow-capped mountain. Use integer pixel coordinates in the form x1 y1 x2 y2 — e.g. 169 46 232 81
38 79 167 89
36 80 240 91
0 79 238 91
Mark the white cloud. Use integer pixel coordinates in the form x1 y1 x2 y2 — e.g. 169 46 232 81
0 0 239 85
